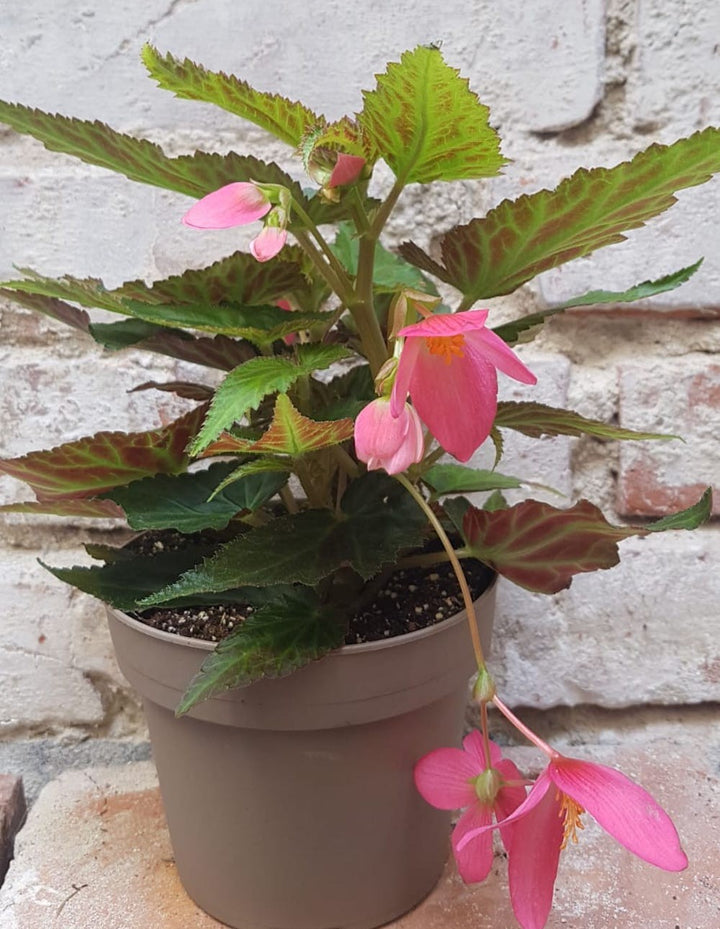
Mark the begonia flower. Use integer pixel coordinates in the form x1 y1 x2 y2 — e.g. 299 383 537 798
354 398 424 474
391 310 536 461
250 217 287 262
182 181 271 229
328 153 366 188
414 732 526 883
457 753 688 929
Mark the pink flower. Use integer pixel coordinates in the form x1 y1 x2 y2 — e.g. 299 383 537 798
390 310 536 461
354 398 424 474
414 733 527 883
250 222 287 262
182 182 271 229
457 754 688 929
328 154 366 188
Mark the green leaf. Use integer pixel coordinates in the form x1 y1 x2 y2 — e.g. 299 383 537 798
189 344 350 455
176 589 346 714
43 540 223 611
139 473 427 604
0 407 205 501
400 128 720 300
423 463 523 495
142 45 323 149
331 223 438 293
112 251 309 308
209 393 355 456
463 492 713 594
121 300 329 343
101 462 288 533
359 46 505 184
645 487 713 531
494 401 679 442
0 99 304 198
494 261 704 345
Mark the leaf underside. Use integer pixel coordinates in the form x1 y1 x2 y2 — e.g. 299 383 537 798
494 401 678 442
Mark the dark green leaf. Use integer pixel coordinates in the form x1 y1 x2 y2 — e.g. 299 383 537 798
176 589 346 714
101 463 288 533
139 473 427 604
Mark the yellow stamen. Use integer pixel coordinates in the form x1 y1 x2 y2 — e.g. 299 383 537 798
557 791 585 849
425 334 465 365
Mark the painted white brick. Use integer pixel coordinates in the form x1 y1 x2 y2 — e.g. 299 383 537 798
0 1 604 136
627 0 720 135
491 530 720 709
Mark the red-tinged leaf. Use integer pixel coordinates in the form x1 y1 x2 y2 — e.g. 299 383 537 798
463 499 640 594
0 407 206 501
130 381 214 402
111 251 309 308
359 46 505 184
494 401 678 442
0 498 124 518
208 393 355 456
132 330 255 371
142 45 324 149
400 127 720 300
0 288 90 332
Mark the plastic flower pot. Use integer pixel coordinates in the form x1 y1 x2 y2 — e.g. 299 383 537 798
106 576 496 929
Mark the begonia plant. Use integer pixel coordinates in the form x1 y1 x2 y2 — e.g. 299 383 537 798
0 45 716 928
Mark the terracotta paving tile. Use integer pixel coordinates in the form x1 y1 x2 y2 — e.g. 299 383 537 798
0 742 718 929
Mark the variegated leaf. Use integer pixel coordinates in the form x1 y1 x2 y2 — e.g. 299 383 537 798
359 46 505 184
0 407 205 501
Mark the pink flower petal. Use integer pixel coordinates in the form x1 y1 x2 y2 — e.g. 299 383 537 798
452 804 494 883
549 758 688 871
472 328 537 385
406 338 498 461
328 154 366 188
390 337 421 417
250 226 287 262
182 182 271 229
397 309 491 339
354 399 424 474
506 782 564 929
462 730 503 769
414 747 478 810
456 773 554 851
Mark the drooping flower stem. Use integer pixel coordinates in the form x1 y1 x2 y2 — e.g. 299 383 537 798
395 473 486 669
492 694 559 760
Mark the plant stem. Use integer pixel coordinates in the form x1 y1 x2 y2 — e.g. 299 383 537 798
395 474 486 669
290 198 353 289
292 228 354 305
396 547 473 570
492 694 559 760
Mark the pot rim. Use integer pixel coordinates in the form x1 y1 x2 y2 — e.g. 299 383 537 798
109 570 497 656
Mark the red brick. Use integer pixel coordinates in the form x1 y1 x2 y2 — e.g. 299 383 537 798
617 361 720 516
0 774 26 885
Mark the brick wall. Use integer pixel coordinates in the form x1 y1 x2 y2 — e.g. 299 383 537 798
0 0 718 739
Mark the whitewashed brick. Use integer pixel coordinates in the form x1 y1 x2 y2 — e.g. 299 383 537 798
491 530 720 709
627 0 720 135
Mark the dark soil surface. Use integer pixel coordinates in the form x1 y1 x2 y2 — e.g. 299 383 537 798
132 530 494 646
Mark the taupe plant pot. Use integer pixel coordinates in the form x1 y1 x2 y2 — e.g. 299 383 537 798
107 577 496 929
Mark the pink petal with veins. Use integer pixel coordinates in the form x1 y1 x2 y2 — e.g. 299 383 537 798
182 182 271 229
